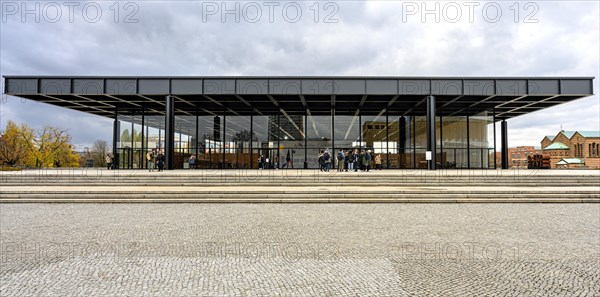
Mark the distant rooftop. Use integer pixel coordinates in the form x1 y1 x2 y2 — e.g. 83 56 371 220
556 158 585 165
544 142 570 150
574 131 600 138
543 130 600 144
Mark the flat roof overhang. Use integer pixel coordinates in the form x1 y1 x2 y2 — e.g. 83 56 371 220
3 76 594 120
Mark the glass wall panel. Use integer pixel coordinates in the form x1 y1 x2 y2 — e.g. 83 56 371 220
306 112 331 168
334 114 360 150
174 116 197 169
224 115 252 169
387 115 413 169
334 112 359 170
361 113 387 169
132 113 143 169
469 111 493 169
441 116 468 168
252 115 277 169
196 115 223 168
117 113 133 169
414 116 427 169
144 115 164 154
279 113 305 169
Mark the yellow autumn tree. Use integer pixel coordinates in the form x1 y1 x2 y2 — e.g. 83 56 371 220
0 121 29 166
1 121 79 168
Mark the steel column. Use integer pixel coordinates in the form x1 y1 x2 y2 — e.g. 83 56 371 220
385 111 389 169
331 107 335 152
501 120 509 169
493 109 497 169
165 95 175 170
304 112 308 169
141 110 145 169
112 108 119 169
130 114 134 169
399 116 406 168
466 115 470 169
222 113 226 168
426 95 436 170
412 114 416 168
250 112 254 169
277 112 280 169
195 112 199 162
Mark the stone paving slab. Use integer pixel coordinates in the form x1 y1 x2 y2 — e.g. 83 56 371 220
1 204 599 296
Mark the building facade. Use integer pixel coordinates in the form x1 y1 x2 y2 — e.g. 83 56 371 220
508 146 543 168
3 76 595 170
541 131 600 169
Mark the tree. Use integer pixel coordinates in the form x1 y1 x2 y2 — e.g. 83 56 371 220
90 140 110 167
0 121 80 168
21 126 79 168
0 121 28 166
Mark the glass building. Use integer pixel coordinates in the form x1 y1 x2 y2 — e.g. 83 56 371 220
4 76 594 170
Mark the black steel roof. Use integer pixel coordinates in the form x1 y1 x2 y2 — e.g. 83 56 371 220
3 76 594 120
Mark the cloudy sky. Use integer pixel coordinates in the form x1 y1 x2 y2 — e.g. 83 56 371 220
1 0 598 148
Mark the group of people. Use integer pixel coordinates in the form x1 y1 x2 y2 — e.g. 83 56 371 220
145 149 166 172
318 148 382 172
109 149 380 171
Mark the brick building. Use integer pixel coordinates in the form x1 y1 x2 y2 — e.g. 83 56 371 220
541 131 600 169
508 146 543 168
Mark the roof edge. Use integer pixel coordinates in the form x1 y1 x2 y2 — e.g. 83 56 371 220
2 75 597 80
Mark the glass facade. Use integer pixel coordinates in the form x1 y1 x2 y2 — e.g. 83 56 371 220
114 106 497 169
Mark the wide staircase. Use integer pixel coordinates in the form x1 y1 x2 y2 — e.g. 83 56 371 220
1 169 599 203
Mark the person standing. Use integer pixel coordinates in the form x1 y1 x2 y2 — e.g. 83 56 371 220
323 149 331 172
365 149 372 172
346 150 355 172
337 149 345 171
357 150 364 171
281 150 292 169
318 151 324 171
156 150 165 172
146 150 155 172
188 155 196 170
105 154 112 170
375 154 382 170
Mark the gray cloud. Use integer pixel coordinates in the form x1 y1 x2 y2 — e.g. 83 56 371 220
1 0 598 147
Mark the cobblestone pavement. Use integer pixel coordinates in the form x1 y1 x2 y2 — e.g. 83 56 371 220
1 204 599 296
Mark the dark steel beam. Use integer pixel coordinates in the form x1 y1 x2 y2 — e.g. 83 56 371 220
440 95 464 108
403 97 427 116
496 95 560 117
41 95 111 114
447 95 496 117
